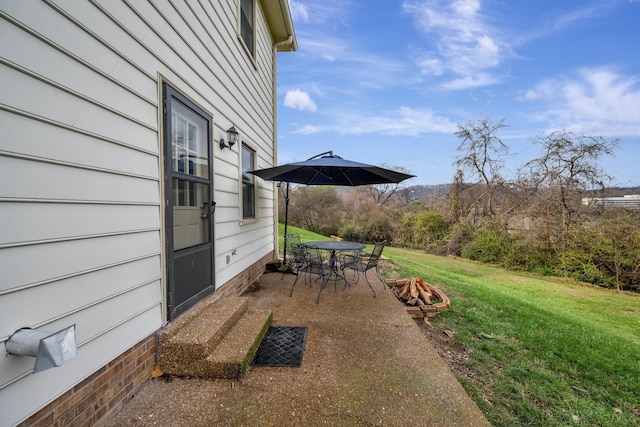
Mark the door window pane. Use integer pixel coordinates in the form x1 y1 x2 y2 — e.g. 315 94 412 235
172 180 211 250
169 97 211 250
172 103 208 179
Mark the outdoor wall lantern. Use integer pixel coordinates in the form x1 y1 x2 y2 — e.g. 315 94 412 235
5 325 77 373
219 125 239 150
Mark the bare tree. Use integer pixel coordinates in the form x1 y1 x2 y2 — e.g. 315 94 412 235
365 164 414 206
524 130 618 232
447 169 469 223
287 186 343 235
453 117 509 219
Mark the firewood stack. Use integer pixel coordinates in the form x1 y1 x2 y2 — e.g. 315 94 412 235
386 278 451 318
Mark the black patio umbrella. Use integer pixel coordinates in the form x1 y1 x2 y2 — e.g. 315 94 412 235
248 151 415 186
248 151 415 262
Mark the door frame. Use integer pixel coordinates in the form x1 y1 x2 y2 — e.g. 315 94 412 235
162 82 216 320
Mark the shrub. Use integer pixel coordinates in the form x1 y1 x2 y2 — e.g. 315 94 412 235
503 240 555 275
399 209 449 249
461 222 515 264
556 250 611 286
441 223 474 256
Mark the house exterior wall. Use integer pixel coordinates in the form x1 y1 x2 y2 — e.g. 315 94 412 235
582 194 640 209
0 0 291 425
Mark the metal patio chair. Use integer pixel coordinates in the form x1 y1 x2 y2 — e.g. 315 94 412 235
339 240 388 297
284 234 301 264
281 234 301 278
341 232 368 267
343 232 365 243
289 245 333 303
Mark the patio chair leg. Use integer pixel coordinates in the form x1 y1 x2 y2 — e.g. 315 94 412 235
316 276 330 304
281 268 297 280
343 266 357 283
363 272 376 298
289 272 302 297
341 266 360 290
375 268 387 290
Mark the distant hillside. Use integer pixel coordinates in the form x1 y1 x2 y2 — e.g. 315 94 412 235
600 186 640 197
404 184 450 200
403 185 640 202
338 184 638 202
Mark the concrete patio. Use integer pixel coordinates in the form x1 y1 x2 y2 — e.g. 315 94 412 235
104 268 490 426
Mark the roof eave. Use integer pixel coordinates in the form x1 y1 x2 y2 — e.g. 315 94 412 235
260 0 298 51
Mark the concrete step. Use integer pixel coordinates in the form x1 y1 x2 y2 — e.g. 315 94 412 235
205 309 272 379
158 296 271 378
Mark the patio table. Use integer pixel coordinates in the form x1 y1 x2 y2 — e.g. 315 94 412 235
303 240 366 287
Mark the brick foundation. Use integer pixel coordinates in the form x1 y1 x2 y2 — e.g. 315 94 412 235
213 252 274 299
18 252 275 427
19 335 156 427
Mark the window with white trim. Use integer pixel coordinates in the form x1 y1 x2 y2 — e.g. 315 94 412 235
241 143 256 219
240 0 255 58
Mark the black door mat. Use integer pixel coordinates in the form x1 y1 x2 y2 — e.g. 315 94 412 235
251 326 308 367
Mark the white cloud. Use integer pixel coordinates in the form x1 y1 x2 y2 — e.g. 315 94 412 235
403 0 509 90
452 0 480 17
296 124 321 135
292 106 457 136
289 1 349 26
523 67 640 136
441 73 498 90
518 80 556 101
476 35 499 66
285 1 409 94
288 0 309 23
417 57 443 76
283 89 318 112
517 3 616 44
353 107 458 135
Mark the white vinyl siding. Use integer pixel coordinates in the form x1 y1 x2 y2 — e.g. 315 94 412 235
0 0 280 424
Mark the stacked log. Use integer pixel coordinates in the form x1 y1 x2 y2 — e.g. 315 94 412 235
386 278 451 318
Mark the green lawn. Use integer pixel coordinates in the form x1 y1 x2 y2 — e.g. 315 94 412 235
279 223 330 250
279 225 640 426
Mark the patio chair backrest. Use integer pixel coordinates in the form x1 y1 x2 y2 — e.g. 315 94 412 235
343 233 365 243
290 242 306 262
301 246 329 276
365 240 387 269
289 243 313 276
285 234 301 247
285 234 301 260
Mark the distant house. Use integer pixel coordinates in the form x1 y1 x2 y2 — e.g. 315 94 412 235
582 195 640 209
0 1 296 425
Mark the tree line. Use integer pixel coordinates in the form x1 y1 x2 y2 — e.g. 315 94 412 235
279 118 640 292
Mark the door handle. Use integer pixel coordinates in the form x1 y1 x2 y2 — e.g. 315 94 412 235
200 201 215 219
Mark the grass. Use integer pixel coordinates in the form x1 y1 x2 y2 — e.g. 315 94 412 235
279 223 331 251
278 225 640 426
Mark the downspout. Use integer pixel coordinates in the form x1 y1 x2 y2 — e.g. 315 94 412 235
271 35 293 262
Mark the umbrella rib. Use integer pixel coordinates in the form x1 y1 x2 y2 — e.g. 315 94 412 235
308 169 323 183
340 168 355 185
312 167 357 185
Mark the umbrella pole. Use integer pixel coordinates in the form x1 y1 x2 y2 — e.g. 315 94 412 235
279 182 291 270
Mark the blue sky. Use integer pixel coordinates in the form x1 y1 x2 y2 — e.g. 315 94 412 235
275 0 640 187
